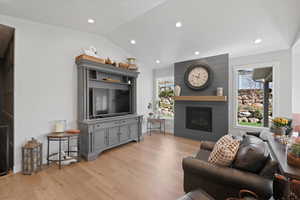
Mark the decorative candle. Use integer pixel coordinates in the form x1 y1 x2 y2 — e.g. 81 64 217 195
54 120 66 132
217 87 223 96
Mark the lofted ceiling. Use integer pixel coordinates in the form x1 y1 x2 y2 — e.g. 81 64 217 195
0 0 300 67
0 24 14 58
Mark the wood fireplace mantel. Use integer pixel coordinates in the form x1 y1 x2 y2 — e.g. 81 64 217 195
174 96 227 102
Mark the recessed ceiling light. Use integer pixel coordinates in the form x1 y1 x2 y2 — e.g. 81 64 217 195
156 60 160 64
194 51 200 55
130 40 136 44
88 18 95 24
254 38 262 44
175 21 182 28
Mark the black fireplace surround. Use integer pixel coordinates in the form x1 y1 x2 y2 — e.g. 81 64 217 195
186 107 212 132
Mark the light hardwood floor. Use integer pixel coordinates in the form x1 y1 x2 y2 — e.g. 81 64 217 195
0 133 200 200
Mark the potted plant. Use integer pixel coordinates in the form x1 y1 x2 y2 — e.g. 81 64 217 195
271 117 289 136
287 138 300 168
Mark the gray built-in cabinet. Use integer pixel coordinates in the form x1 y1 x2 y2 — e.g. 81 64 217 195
76 58 143 161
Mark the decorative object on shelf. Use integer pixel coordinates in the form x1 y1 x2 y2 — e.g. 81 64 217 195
126 58 138 71
184 63 213 90
271 117 290 136
217 87 223 96
76 54 105 64
287 137 300 168
54 120 67 133
81 46 99 57
102 78 121 83
22 138 43 175
105 57 113 65
174 85 181 96
112 61 118 67
119 62 130 69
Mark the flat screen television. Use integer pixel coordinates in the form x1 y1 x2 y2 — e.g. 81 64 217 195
90 88 131 118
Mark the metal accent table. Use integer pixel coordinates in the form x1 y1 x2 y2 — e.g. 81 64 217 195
147 118 166 135
47 132 80 169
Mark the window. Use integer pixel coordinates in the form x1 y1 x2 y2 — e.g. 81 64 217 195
235 66 273 128
156 78 174 118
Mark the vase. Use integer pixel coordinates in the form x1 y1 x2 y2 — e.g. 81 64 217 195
216 87 223 96
271 126 286 136
174 85 181 96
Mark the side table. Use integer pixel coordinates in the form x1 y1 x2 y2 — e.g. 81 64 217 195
147 118 166 135
47 132 80 169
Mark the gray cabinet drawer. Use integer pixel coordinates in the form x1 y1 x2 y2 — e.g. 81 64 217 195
94 121 120 130
119 118 139 125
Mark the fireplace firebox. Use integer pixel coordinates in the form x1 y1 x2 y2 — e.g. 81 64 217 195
186 107 212 132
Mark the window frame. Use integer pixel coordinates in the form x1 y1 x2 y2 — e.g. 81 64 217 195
155 77 175 120
231 62 279 131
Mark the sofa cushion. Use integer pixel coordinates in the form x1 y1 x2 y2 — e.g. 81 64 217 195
208 135 240 167
233 135 269 173
195 149 211 161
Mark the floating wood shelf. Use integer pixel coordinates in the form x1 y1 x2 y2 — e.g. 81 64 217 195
174 96 227 102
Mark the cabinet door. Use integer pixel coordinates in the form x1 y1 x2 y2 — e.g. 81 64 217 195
119 125 130 142
108 127 120 146
93 128 107 152
129 123 138 139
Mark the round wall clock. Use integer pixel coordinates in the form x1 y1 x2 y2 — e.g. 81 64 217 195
184 64 213 90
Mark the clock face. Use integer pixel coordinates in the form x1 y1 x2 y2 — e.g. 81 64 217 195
184 64 212 90
188 67 209 87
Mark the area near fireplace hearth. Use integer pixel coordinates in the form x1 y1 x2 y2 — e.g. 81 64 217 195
174 54 229 141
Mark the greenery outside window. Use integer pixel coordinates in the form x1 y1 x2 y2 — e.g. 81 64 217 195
235 66 273 128
156 78 174 118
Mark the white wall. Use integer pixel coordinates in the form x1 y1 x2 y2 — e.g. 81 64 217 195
229 50 292 135
292 34 300 113
137 64 153 133
152 65 174 134
0 14 152 173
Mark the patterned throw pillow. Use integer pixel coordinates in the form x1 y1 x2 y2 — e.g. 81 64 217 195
208 135 240 167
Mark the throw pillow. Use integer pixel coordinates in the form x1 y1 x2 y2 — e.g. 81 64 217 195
208 135 240 167
232 135 269 173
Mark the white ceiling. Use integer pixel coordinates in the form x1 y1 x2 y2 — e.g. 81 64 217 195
0 0 300 67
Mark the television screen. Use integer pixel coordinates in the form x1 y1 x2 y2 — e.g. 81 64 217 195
91 88 130 117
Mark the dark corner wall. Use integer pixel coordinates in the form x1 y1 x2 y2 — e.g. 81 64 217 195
0 24 15 173
174 54 229 141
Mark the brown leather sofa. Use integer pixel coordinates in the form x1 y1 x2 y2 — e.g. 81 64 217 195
182 138 277 200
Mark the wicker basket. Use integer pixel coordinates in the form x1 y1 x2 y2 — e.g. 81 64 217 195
287 153 300 168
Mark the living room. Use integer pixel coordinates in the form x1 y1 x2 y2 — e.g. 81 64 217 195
0 0 300 200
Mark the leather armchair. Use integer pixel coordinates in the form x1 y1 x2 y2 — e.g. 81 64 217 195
182 142 274 200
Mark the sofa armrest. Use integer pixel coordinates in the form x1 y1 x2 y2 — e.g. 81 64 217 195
200 141 215 151
182 157 273 199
